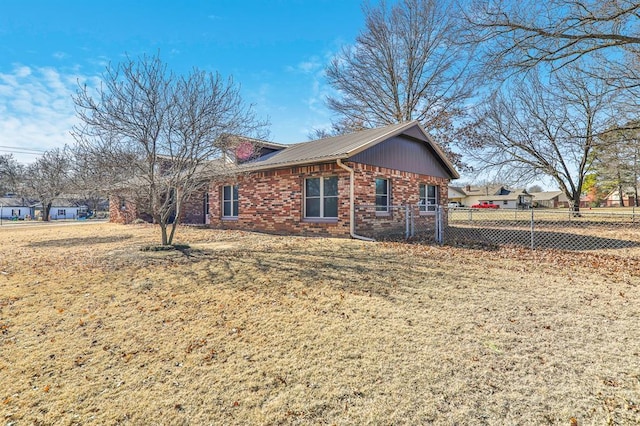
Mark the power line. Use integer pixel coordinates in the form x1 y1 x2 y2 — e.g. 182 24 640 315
0 145 47 154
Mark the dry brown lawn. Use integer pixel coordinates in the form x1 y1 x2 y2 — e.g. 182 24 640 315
1 222 639 425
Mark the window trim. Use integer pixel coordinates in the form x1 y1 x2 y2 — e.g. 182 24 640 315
419 184 439 214
222 184 239 218
304 176 339 219
375 178 390 213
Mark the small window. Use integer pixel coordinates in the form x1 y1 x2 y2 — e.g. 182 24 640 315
222 185 238 217
57 209 66 216
503 200 508 205
419 184 438 212
375 178 390 212
305 176 338 218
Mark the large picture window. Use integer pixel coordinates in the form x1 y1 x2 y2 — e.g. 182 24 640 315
419 184 438 212
375 178 390 212
305 176 338 218
222 185 239 217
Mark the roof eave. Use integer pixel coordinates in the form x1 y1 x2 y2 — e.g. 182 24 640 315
239 154 348 172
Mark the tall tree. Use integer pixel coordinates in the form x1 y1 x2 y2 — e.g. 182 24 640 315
325 0 473 163
466 65 619 212
73 53 267 245
24 148 72 221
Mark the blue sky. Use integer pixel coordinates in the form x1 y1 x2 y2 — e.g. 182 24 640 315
0 0 368 163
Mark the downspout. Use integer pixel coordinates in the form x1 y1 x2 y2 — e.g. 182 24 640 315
336 159 375 242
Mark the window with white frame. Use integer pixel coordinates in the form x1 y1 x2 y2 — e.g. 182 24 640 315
305 176 338 218
375 178 390 212
419 184 438 212
222 185 238 217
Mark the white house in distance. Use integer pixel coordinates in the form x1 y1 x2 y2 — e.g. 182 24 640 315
0 196 32 220
34 198 89 220
448 185 532 209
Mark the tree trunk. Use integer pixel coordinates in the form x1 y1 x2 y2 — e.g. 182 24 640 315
167 194 181 246
618 172 625 207
572 193 581 216
159 222 169 246
43 202 52 222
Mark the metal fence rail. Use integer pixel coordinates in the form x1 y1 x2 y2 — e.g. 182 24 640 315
355 204 640 254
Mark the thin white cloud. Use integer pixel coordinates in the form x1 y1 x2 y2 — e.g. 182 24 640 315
0 64 86 163
286 56 322 75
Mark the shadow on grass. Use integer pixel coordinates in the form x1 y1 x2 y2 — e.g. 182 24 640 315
204 243 422 300
28 234 134 248
445 227 640 251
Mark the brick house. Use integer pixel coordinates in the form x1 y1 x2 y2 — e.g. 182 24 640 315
201 121 459 238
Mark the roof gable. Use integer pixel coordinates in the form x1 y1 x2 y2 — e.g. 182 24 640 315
242 121 459 178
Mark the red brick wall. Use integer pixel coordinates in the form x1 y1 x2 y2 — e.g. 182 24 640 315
350 163 448 238
207 161 450 238
208 163 351 237
108 195 139 224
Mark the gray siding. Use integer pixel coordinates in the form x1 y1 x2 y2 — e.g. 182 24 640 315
349 135 451 178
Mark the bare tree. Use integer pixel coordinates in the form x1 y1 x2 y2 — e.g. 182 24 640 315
73 53 267 246
0 154 24 196
466 65 620 212
24 148 72 221
325 0 473 162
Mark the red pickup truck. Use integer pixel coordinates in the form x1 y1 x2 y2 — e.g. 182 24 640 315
471 202 500 209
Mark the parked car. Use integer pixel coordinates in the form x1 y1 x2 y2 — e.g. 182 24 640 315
471 202 500 209
447 201 462 207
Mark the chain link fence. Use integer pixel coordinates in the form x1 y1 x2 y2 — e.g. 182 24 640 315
354 204 438 241
443 207 640 252
355 204 640 254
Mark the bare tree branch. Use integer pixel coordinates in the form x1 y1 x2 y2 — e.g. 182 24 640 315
325 0 474 165
73 53 268 245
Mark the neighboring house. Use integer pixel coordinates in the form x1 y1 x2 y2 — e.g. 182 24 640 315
530 191 570 208
449 185 532 209
603 187 638 207
34 198 89 220
447 186 466 206
201 121 459 237
580 191 599 208
0 196 32 219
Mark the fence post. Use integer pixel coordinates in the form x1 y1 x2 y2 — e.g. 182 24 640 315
409 206 420 237
405 204 410 240
435 205 443 244
530 207 535 250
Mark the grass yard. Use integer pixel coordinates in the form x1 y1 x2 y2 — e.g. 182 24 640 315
1 223 639 425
